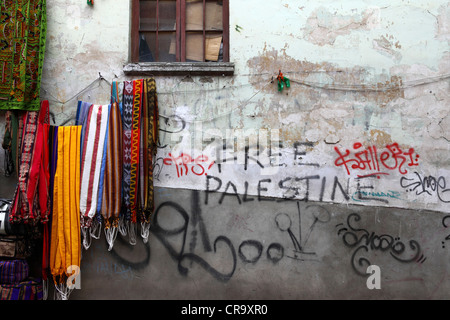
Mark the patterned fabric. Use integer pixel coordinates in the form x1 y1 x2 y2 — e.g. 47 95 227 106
121 80 142 225
9 100 50 224
111 81 123 115
50 126 81 282
1 110 18 176
0 278 43 300
139 79 159 229
79 104 108 229
0 0 47 111
129 80 142 224
96 105 110 215
0 259 29 284
100 102 123 228
121 81 133 223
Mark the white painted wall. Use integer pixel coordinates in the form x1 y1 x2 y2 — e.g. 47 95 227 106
32 0 448 213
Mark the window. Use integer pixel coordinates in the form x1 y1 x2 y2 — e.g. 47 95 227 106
127 0 233 75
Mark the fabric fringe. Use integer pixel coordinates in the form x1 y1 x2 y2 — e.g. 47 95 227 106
129 222 137 246
118 214 127 236
90 217 102 240
105 226 118 251
81 226 92 250
42 278 48 300
53 281 74 301
141 221 151 244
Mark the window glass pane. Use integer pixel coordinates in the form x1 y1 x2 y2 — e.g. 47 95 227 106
205 33 222 61
186 1 203 31
139 32 156 62
140 0 176 31
186 32 222 62
186 1 223 31
186 32 204 61
139 32 177 62
159 1 177 31
205 1 223 31
140 1 157 30
159 32 177 61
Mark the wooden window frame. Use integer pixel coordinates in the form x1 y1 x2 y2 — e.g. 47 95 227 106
126 0 234 75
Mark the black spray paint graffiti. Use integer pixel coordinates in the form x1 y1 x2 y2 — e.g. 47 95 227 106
205 175 350 205
336 213 426 276
442 215 450 249
157 114 187 149
108 189 331 282
151 199 236 282
400 172 450 203
275 202 330 261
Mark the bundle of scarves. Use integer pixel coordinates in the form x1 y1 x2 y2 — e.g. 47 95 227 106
4 78 159 299
77 78 159 249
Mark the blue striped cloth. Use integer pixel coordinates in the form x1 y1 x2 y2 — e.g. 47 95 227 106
0 259 29 284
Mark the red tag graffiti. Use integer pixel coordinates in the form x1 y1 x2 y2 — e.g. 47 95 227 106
334 142 419 177
163 153 215 178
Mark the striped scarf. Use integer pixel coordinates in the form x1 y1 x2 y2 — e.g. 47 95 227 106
9 100 50 224
79 104 109 249
100 102 123 250
0 279 43 300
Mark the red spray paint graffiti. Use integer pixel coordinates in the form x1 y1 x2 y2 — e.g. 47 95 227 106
334 142 420 178
163 153 215 178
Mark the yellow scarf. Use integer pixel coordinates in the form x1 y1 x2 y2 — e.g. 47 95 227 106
50 125 81 286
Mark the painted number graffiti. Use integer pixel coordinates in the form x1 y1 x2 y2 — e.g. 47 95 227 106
163 153 215 178
334 142 420 177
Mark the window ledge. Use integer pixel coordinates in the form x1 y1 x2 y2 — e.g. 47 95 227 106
123 62 234 76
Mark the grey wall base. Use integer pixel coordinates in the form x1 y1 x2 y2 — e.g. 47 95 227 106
66 187 449 300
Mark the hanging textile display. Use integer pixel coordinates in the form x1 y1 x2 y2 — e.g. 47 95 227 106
9 100 50 224
50 125 81 300
100 102 123 251
139 78 159 243
0 0 47 111
121 80 142 245
79 104 108 249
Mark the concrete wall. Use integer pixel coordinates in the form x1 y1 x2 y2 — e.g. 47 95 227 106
68 187 450 300
1 0 449 299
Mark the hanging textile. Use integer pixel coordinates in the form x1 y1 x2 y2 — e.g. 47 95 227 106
100 102 123 251
0 0 47 111
121 80 142 245
2 111 18 176
49 125 81 300
139 78 159 243
79 104 108 249
111 81 123 116
9 100 50 224
41 124 58 299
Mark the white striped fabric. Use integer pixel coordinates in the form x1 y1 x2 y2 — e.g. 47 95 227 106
79 104 109 229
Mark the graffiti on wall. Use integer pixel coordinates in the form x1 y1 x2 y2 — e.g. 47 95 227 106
335 213 426 276
334 142 420 177
400 172 450 203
